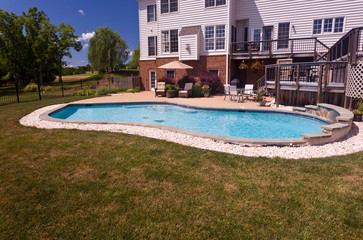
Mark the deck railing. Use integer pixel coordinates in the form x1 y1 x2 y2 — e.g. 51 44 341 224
265 62 347 106
321 27 363 64
232 37 329 60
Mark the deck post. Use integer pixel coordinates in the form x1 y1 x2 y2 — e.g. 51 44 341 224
249 42 252 59
269 41 272 58
343 62 350 108
314 38 317 60
275 65 280 108
317 63 323 104
296 64 300 105
323 63 329 102
290 39 294 58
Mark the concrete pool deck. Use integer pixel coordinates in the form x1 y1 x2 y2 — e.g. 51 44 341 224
74 91 277 110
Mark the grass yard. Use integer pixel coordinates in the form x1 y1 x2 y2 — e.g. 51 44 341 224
0 97 362 239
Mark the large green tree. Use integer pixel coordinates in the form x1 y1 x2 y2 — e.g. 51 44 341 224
127 44 140 69
88 27 129 73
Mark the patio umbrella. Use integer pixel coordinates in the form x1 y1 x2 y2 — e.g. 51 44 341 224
158 61 193 69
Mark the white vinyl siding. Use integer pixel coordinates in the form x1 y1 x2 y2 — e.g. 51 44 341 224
234 0 363 48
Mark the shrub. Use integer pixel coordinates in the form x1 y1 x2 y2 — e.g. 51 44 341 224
126 89 135 93
24 83 38 92
42 86 53 92
199 72 223 93
76 89 95 96
109 86 120 94
158 76 175 85
119 86 127 92
192 85 203 98
134 86 140 92
177 75 196 89
96 86 109 95
166 84 178 90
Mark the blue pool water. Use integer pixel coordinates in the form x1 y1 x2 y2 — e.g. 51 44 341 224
50 103 328 139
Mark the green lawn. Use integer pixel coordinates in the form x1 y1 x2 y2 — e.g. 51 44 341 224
0 97 362 239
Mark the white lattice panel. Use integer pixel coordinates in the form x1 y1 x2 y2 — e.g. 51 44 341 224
346 59 363 98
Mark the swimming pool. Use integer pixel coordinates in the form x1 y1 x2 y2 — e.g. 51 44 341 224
49 103 329 139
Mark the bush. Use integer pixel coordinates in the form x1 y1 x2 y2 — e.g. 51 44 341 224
76 89 95 96
134 86 140 92
109 86 120 94
199 72 223 94
166 84 178 90
126 89 135 93
192 85 203 98
42 86 53 92
24 83 38 92
177 75 196 89
119 86 127 92
96 86 109 95
158 76 175 85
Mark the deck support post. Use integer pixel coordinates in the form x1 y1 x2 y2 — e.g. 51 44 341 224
296 65 300 106
275 65 280 108
290 40 294 58
317 64 323 104
323 63 329 103
314 38 317 60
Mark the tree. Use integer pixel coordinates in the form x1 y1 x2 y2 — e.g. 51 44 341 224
54 23 82 84
88 27 129 73
127 44 140 69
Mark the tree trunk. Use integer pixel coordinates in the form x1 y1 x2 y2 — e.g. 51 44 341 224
40 63 44 86
59 55 63 83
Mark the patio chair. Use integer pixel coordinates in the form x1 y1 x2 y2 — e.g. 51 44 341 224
179 83 193 98
155 82 166 97
243 84 255 100
229 85 243 102
223 84 230 100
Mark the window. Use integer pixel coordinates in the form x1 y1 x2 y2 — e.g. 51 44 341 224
313 19 322 34
231 25 237 43
313 18 345 34
334 17 344 32
205 26 214 50
147 5 156 22
216 25 225 50
205 25 225 51
205 0 226 7
324 18 333 33
161 0 178 14
166 70 175 79
161 29 178 53
253 29 261 50
208 69 219 76
278 22 290 49
148 36 157 56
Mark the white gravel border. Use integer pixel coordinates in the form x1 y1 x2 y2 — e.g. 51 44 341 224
19 104 363 159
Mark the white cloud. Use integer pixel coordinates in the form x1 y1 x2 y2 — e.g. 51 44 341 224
80 60 86 63
78 9 85 16
78 32 95 42
67 64 74 68
82 43 89 50
129 50 133 56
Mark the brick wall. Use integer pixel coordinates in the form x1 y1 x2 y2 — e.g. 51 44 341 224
139 55 227 90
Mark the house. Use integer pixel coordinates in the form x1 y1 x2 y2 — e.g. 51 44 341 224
137 0 363 92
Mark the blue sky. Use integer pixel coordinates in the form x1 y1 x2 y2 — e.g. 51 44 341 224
2 0 139 67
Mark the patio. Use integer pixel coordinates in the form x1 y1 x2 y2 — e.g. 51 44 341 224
75 91 274 109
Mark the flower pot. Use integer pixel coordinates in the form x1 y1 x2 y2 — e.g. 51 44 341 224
166 93 172 98
353 113 362 122
204 93 210 97
259 100 266 106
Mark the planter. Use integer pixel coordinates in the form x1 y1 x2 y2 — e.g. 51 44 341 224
259 100 266 106
166 93 172 98
353 113 362 122
204 93 210 97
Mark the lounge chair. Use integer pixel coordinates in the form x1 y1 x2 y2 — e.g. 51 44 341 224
223 84 230 100
229 85 243 102
155 82 166 97
179 83 193 98
243 84 255 100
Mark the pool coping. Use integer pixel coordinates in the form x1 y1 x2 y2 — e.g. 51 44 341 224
39 101 337 146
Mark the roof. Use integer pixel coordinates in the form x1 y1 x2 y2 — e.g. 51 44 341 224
179 26 201 36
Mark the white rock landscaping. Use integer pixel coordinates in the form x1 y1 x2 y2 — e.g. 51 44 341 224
20 104 363 159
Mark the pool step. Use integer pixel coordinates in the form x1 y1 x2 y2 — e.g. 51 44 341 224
292 107 306 112
301 132 332 145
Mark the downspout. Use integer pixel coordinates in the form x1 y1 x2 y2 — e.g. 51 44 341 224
226 0 231 84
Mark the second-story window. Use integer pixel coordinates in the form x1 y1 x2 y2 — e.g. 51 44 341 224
205 25 225 51
148 36 157 56
206 0 226 7
161 29 179 53
161 0 178 14
147 5 157 22
313 17 345 34
324 18 333 33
